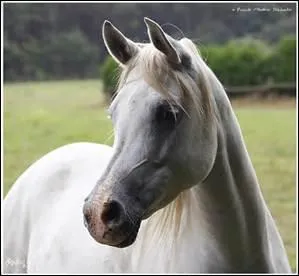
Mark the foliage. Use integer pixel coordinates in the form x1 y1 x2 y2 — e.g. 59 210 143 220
99 57 119 100
4 30 99 81
266 36 296 83
201 37 296 87
202 38 274 86
44 30 100 79
100 36 296 97
3 2 296 82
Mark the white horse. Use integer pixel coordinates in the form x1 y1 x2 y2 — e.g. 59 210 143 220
3 18 291 273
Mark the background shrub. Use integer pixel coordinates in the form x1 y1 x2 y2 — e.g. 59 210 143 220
99 57 119 100
100 35 296 97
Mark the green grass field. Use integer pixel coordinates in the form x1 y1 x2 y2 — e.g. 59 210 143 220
3 80 297 271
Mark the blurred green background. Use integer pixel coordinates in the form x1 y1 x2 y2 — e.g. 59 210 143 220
4 3 296 83
3 2 297 272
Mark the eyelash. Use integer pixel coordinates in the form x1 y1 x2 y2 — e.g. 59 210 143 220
155 104 181 125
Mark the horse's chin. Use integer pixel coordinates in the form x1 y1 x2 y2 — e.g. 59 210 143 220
113 227 140 248
92 221 141 248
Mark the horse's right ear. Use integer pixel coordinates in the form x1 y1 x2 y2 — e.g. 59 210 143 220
102 20 139 66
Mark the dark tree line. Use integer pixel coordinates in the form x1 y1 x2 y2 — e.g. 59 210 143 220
3 3 296 81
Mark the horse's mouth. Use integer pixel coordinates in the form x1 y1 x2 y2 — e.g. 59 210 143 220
113 225 140 248
86 218 141 248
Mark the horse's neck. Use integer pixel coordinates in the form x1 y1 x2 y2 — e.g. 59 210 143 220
197 86 273 271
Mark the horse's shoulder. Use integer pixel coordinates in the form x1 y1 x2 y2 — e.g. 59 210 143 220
3 142 114 273
5 142 113 203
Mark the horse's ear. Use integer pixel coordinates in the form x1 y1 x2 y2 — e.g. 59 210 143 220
144 17 181 64
102 20 139 66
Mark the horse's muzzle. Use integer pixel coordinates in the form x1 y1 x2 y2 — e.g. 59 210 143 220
83 199 141 248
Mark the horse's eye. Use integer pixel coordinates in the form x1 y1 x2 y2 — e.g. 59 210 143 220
155 104 181 125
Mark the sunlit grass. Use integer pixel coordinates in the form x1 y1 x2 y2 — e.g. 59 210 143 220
233 107 296 271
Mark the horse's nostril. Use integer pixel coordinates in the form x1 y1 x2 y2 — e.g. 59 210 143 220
101 200 122 225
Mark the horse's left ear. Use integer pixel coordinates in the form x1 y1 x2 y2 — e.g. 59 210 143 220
102 20 139 66
144 17 181 65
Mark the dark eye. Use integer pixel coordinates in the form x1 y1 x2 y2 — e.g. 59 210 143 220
155 103 181 126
